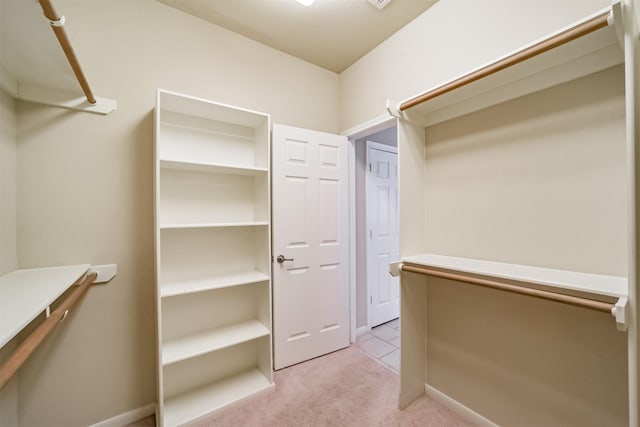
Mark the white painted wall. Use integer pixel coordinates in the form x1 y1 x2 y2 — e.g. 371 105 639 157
5 1 339 426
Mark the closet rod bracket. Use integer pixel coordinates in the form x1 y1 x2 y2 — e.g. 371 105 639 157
613 296 629 331
48 15 65 27
386 99 401 118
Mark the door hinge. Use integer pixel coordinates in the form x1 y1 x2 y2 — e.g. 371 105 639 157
370 296 373 304
370 229 373 238
369 163 372 172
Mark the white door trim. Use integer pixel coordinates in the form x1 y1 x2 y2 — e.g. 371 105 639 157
345 116 397 343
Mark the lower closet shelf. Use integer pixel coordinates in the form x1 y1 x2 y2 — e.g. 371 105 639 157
163 368 274 426
162 320 270 365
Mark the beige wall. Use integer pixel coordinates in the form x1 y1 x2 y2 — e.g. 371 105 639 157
424 66 627 276
9 1 339 426
0 85 18 427
1 87 17 274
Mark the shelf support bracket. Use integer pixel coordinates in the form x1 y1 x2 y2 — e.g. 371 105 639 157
613 297 629 331
389 261 402 277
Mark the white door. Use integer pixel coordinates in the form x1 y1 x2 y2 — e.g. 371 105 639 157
272 124 350 370
366 141 400 328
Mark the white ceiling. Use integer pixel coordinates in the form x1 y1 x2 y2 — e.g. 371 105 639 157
156 0 438 73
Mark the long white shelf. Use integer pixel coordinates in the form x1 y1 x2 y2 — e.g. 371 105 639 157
159 159 268 176
163 368 274 427
160 221 268 230
161 271 269 298
402 254 627 299
162 320 269 366
392 4 623 127
0 264 90 348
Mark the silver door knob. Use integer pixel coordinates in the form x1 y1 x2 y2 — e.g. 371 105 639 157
276 255 294 263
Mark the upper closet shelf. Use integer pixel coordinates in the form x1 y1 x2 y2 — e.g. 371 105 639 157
387 2 623 127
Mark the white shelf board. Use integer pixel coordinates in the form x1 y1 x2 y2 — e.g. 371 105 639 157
402 254 627 299
163 368 274 427
158 89 269 129
162 320 270 366
159 159 268 176
161 271 269 298
396 5 623 127
0 264 90 348
160 221 268 230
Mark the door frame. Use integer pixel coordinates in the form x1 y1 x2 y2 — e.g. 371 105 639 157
365 140 399 329
344 114 397 343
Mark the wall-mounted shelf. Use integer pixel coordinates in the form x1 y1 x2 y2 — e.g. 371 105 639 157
0 264 90 348
402 253 626 299
0 263 117 389
388 5 623 127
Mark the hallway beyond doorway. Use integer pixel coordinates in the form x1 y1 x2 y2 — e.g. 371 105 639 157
356 318 400 373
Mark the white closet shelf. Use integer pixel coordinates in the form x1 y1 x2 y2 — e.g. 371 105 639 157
162 320 269 366
402 253 626 299
389 4 623 127
163 368 274 427
0 264 90 348
160 221 268 230
161 271 269 297
159 159 268 176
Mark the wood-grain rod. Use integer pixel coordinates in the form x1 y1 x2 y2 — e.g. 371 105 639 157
401 263 615 313
399 10 611 111
0 272 97 390
38 0 97 104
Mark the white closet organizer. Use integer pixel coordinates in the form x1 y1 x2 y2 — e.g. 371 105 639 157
154 89 273 426
387 1 639 426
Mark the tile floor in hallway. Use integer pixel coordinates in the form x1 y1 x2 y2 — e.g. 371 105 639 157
355 318 400 373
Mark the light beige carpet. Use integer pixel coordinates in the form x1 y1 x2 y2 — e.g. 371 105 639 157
197 346 474 427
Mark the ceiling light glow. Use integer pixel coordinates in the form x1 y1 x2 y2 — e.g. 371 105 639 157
296 0 315 6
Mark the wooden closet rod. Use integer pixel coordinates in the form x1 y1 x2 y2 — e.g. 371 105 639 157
38 0 97 105
401 263 614 314
399 9 611 112
0 272 97 390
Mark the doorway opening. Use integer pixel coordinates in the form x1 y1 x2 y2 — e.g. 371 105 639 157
350 122 400 372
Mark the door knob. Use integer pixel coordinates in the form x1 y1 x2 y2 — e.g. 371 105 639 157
276 255 294 263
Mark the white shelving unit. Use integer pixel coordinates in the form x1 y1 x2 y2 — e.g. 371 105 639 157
388 2 640 425
154 89 273 426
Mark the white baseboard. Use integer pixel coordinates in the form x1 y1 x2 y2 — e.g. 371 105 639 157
89 403 156 427
425 385 497 427
356 326 370 337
